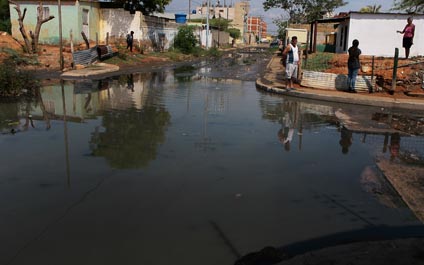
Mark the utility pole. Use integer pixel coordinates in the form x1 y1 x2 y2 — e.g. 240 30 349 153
58 0 64 70
189 0 191 22
206 0 210 49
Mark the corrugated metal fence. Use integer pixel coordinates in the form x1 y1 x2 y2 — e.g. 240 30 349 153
72 45 115 66
301 70 375 92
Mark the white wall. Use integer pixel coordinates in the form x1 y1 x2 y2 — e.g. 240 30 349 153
100 9 143 41
345 13 424 57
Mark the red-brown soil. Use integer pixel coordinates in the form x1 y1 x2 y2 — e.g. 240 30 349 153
0 32 172 72
324 53 424 96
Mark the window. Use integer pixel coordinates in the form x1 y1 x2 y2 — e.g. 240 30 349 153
43 7 50 20
82 9 89 25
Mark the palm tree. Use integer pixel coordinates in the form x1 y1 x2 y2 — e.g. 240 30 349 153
359 4 382 13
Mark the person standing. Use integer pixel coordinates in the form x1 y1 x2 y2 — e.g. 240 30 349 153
347 39 361 93
282 36 299 90
126 31 134 52
397 17 415 59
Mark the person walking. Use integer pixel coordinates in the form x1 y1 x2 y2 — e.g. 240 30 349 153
397 17 415 59
347 39 361 93
282 36 299 90
126 31 134 52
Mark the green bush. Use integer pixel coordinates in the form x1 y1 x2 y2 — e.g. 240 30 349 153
0 56 39 99
174 25 197 54
206 47 221 57
226 28 241 40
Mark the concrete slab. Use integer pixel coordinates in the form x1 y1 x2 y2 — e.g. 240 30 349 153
61 63 119 78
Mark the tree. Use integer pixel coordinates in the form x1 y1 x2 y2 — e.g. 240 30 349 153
392 0 424 13
360 4 382 13
174 25 197 54
122 0 171 14
209 18 230 31
9 1 55 54
226 28 241 40
0 0 11 32
263 0 347 24
273 15 289 39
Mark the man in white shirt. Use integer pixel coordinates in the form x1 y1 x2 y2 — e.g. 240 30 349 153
282 36 299 90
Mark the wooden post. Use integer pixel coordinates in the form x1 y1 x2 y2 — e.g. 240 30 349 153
313 21 318 53
391 48 399 93
305 31 310 67
96 32 98 46
297 48 302 82
106 32 109 45
70 29 74 69
81 31 89 49
370 56 374 93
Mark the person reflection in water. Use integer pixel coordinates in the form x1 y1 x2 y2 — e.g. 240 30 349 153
127 74 134 92
389 133 401 160
339 126 352 154
278 102 297 152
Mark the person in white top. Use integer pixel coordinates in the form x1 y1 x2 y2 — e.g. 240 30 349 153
282 36 300 90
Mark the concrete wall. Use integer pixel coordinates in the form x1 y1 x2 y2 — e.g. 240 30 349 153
9 1 100 44
339 13 424 57
100 9 143 41
100 9 179 51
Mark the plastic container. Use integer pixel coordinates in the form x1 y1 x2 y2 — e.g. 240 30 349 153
175 14 187 24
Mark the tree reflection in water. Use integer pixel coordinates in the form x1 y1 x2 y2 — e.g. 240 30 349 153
90 105 170 169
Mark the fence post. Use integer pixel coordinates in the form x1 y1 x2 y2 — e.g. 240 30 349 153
391 48 399 93
370 55 374 93
70 29 74 69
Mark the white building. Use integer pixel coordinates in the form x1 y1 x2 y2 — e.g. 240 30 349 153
335 12 424 57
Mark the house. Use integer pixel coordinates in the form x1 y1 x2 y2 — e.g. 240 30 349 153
310 12 424 57
9 0 101 44
9 0 180 51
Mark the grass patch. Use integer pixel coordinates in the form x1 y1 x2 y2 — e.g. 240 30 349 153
303 52 334 71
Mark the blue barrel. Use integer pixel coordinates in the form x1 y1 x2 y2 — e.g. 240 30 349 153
175 14 187 24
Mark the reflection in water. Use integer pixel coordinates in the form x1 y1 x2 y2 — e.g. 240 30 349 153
278 101 300 152
1 68 424 265
126 74 134 92
339 127 353 154
389 133 401 161
90 105 170 169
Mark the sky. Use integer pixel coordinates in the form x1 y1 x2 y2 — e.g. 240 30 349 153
164 0 395 34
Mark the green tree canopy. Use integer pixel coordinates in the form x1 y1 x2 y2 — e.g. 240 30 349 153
263 0 347 23
359 4 382 13
0 0 11 32
226 28 241 39
392 0 424 13
120 0 171 14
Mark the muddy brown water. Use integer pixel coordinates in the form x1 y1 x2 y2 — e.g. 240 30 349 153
1 53 424 265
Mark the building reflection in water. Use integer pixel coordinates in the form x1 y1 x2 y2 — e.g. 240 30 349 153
261 98 424 164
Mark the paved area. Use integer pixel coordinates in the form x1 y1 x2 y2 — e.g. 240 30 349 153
253 54 424 265
256 55 424 111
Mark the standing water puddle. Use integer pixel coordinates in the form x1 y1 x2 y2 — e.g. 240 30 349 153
1 61 424 265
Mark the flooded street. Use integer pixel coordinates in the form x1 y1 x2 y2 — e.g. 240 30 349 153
1 52 424 265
